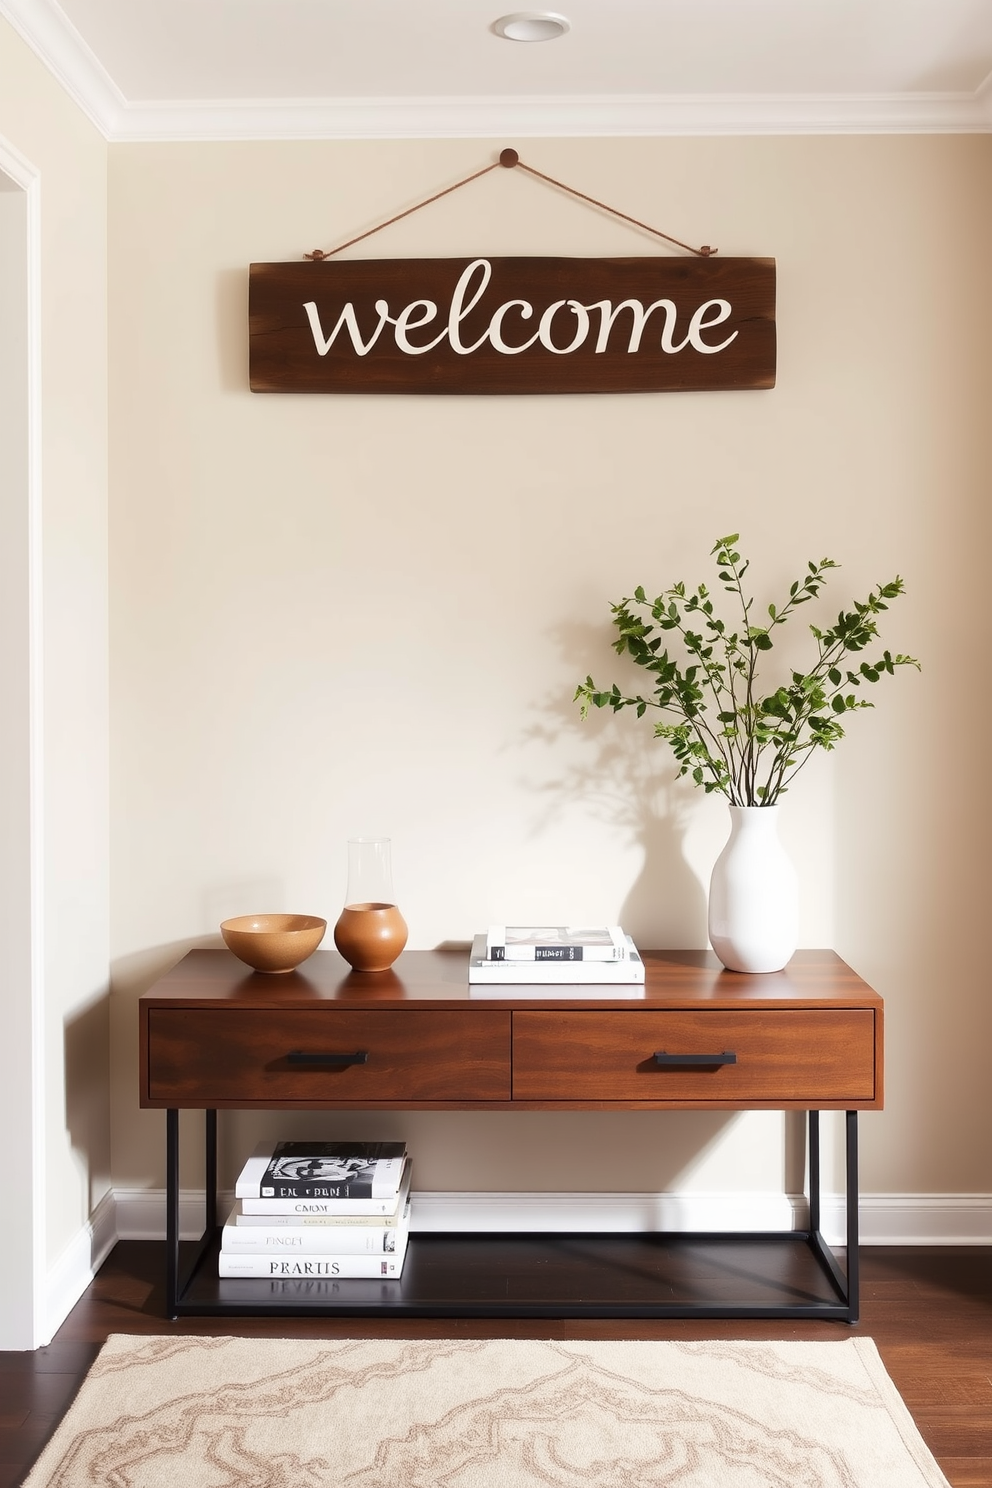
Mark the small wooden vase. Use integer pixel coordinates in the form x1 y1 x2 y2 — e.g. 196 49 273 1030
333 902 408 972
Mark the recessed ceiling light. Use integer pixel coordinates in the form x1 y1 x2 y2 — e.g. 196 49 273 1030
492 12 570 43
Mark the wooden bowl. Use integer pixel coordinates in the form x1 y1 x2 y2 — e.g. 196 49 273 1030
220 913 326 974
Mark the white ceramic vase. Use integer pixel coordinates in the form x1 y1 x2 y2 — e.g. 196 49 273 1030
708 804 798 974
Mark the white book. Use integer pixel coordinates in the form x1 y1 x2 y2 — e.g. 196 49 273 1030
468 934 645 984
235 1141 406 1201
470 983 647 1001
485 925 627 962
233 1164 412 1227
239 1158 412 1215
218 1228 410 1279
222 1200 410 1254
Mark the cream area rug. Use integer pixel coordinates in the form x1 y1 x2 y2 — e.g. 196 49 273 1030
24 1334 950 1488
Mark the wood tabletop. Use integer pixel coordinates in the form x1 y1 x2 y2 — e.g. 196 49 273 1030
139 946 882 1011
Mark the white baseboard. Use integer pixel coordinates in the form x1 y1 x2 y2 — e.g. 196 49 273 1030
40 1187 990 1343
112 1188 992 1247
828 1192 992 1245
42 1188 117 1345
113 1186 213 1241
410 1190 804 1234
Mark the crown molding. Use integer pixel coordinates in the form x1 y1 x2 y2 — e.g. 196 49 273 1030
2 0 992 142
109 90 992 143
0 0 124 135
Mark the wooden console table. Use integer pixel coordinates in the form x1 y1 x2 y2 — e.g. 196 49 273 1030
138 947 883 1322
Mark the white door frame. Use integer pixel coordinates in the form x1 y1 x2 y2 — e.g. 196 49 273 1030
0 133 46 1350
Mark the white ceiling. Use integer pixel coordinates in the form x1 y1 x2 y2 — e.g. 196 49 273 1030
2 0 991 140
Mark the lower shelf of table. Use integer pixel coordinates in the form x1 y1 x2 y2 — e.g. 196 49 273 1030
172 1231 855 1320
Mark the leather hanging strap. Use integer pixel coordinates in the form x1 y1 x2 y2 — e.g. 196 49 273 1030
304 148 715 260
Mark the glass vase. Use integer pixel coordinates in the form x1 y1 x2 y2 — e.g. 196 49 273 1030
333 837 408 972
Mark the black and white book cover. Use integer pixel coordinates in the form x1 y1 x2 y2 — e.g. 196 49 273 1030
235 1140 407 1200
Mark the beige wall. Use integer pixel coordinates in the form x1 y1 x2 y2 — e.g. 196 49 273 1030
108 134 992 1203
832 139 992 1195
0 14 110 1304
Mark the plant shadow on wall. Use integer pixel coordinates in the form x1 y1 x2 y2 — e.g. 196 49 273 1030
521 616 709 949
575 535 920 973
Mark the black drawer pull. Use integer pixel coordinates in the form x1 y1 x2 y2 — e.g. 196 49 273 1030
286 1050 368 1066
653 1051 737 1067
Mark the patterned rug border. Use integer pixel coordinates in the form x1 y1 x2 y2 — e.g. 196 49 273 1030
25 1334 951 1488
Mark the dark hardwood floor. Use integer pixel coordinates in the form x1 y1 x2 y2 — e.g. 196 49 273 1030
1 1242 990 1487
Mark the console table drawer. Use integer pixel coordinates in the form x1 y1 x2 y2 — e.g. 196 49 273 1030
511 1009 877 1105
145 1008 511 1105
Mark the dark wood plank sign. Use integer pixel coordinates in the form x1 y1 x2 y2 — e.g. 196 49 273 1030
249 256 776 395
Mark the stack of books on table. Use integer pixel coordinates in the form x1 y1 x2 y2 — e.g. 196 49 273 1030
219 1140 411 1279
468 925 645 984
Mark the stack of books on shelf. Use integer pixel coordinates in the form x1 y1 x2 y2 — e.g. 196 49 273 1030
219 1140 411 1279
468 925 645 984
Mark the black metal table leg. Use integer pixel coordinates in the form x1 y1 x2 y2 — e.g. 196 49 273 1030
844 1108 860 1322
164 1108 219 1318
808 1109 859 1323
166 1108 179 1318
205 1109 218 1233
808 1109 821 1234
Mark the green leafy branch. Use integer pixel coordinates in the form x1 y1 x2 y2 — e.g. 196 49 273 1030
574 534 920 806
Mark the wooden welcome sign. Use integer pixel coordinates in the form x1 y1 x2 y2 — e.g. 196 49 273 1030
248 255 776 395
